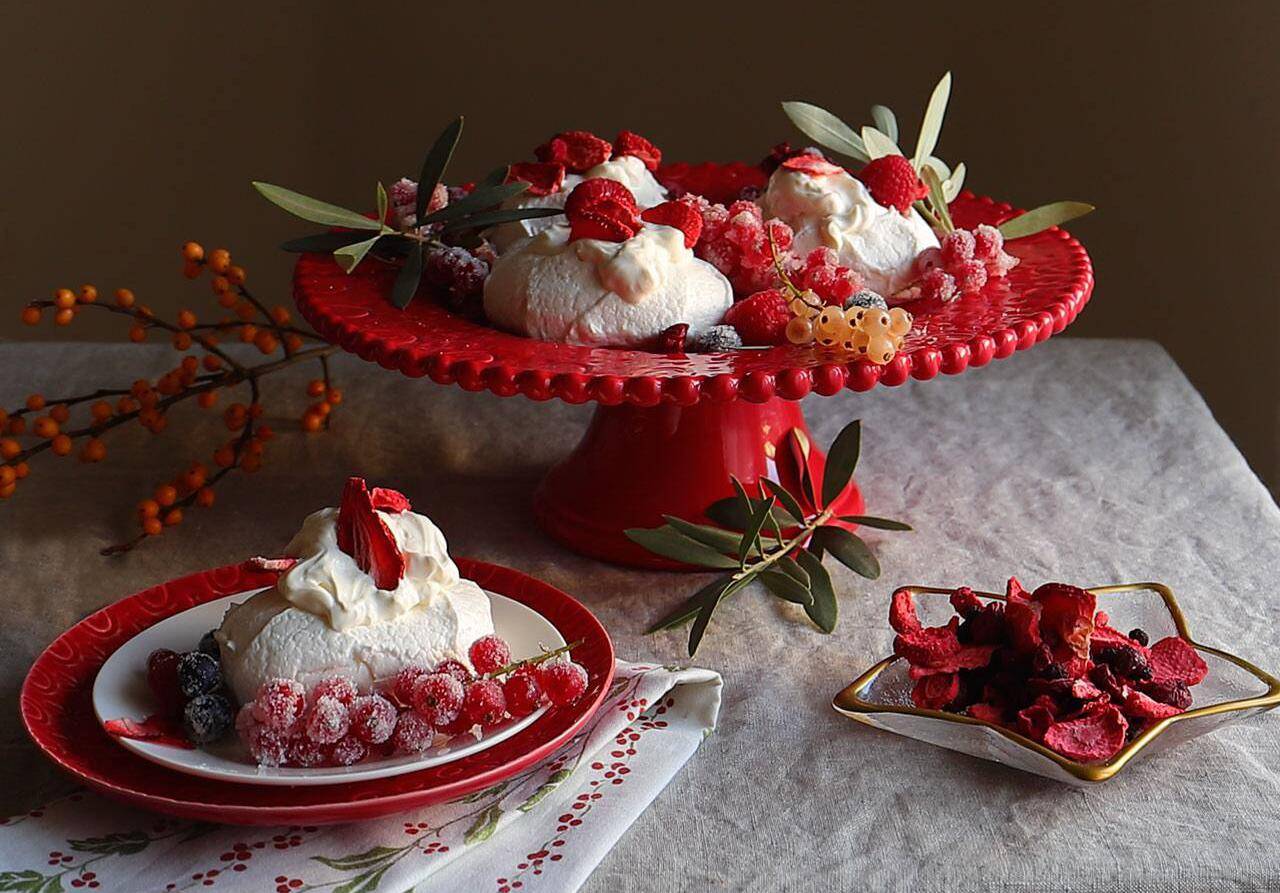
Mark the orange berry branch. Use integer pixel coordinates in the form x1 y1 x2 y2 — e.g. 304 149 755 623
9 242 341 555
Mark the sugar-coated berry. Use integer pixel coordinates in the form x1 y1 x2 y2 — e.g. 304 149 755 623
462 679 508 727
688 196 794 295
304 695 351 744
391 711 436 754
920 268 958 303
390 664 431 707
146 648 185 713
844 289 888 311
310 675 357 706
176 651 221 699
197 630 219 658
503 669 545 718
286 734 329 768
348 694 397 745
689 324 743 353
538 660 588 706
423 246 490 309
973 224 1004 261
468 634 513 676
432 658 473 686
245 723 290 767
330 735 368 767
956 259 988 294
793 248 863 305
183 693 234 744
412 672 465 727
940 229 976 267
252 678 306 732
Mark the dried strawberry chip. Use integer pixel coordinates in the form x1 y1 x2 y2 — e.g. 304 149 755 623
966 702 1004 724
370 487 411 513
1148 637 1208 686
780 154 846 176
1004 600 1042 653
911 673 959 710
1043 703 1128 762
506 161 566 197
1006 576 1030 603
893 619 960 666
1122 688 1183 721
569 209 637 243
565 178 639 218
1016 699 1057 742
1033 583 1096 661
949 586 983 618
336 477 406 591
641 200 703 248
535 130 612 173
613 130 662 171
889 589 922 635
1090 615 1144 654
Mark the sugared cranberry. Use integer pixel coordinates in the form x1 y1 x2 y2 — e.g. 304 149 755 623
349 694 397 745
329 735 368 767
538 661 588 707
310 676 357 706
252 679 306 732
304 695 350 744
391 712 435 755
503 669 544 718
468 635 512 676
462 679 507 727
412 673 464 727
391 664 431 708
433 659 473 686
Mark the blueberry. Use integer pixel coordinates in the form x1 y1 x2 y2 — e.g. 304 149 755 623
176 651 221 699
689 325 743 353
1128 628 1150 647
183 693 233 744
844 289 888 311
198 630 220 659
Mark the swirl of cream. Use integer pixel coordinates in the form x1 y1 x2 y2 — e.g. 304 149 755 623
275 507 461 631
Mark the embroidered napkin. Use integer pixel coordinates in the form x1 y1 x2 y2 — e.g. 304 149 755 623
0 661 720 892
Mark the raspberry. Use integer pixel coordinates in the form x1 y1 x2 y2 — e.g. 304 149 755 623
252 679 306 732
640 200 703 248
723 289 790 346
330 735 368 767
145 648 184 714
780 154 845 176
503 669 544 718
688 324 743 353
462 679 507 727
176 651 221 699
304 695 350 745
506 161 565 197
390 664 431 708
183 693 233 744
246 724 290 767
859 155 928 214
940 229 976 268
412 672 464 727
956 259 988 294
972 224 1003 261
468 634 513 675
433 659 473 686
310 675 357 706
391 711 435 754
286 734 329 768
655 323 688 355
349 694 397 745
423 246 490 309
535 130 612 173
564 178 639 219
919 268 958 303
538 660 588 707
613 130 662 171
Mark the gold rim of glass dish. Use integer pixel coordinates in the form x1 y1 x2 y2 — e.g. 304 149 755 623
832 582 1280 782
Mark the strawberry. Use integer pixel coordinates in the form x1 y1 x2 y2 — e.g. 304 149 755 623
370 486 411 513
780 154 845 177
565 179 640 243
858 155 929 214
641 200 703 248
506 161 565 197
569 209 637 243
723 289 790 346
336 477 406 591
613 130 662 171
535 130 612 173
565 178 638 218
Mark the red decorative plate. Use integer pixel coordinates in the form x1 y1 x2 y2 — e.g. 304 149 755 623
20 560 615 825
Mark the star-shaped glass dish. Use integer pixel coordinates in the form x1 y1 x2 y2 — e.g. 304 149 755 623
833 583 1280 785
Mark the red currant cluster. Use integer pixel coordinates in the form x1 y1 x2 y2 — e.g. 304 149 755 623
913 225 1019 303
790 247 864 305
234 634 588 768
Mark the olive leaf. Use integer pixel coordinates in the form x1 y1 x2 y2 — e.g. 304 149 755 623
760 478 805 526
796 547 837 632
375 181 388 224
390 243 423 309
912 71 952 173
840 515 913 531
688 576 750 656
780 101 869 162
662 515 750 555
334 234 384 273
646 574 735 633
821 419 861 506
870 104 898 143
943 161 967 203
624 526 740 569
813 526 881 579
998 201 1095 239
280 231 371 253
421 182 529 226
441 205 563 234
776 554 810 588
416 116 463 221
760 570 813 605
252 182 382 231
920 164 955 233
739 496 776 563
860 125 902 160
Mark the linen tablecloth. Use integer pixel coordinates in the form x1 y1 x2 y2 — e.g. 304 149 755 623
2 338 1278 892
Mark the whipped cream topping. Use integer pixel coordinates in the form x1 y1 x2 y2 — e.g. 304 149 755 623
491 155 668 253
761 167 939 294
275 507 460 631
482 222 732 346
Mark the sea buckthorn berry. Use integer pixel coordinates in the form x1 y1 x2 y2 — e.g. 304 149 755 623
13 461 28 479
253 331 278 354
0 482 15 499
202 355 222 372
241 454 263 473
181 241 205 262
80 438 106 463
468 634 512 675
301 411 323 433
54 288 76 309
248 402 264 419
78 284 98 303
137 499 160 518
326 388 343 405
213 444 235 467
172 332 193 351
90 400 113 422
7 418 27 435
227 265 246 285
270 306 291 324
136 305 154 319
163 508 183 526
51 435 72 456
238 324 258 343
206 248 231 273
284 334 304 353
257 424 274 441
115 397 137 414
313 402 332 418
49 404 70 423
154 483 177 506
197 391 218 409
0 467 14 487
33 417 59 438
177 310 197 329
306 379 326 398
129 325 147 342
224 404 247 430
54 308 74 326
114 288 135 308
182 261 201 279
210 275 231 294
196 487 215 508
21 307 41 325
143 517 163 536
217 291 238 309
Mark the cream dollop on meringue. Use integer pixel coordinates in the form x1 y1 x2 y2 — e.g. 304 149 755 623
482 222 732 347
760 167 938 294
491 155 668 252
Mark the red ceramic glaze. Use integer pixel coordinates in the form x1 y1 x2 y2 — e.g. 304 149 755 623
294 166 1094 568
20 560 615 826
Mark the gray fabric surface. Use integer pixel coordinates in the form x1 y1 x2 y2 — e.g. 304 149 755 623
2 338 1278 892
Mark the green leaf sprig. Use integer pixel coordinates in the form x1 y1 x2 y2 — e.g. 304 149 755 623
627 419 910 656
781 74 1094 239
252 116 564 308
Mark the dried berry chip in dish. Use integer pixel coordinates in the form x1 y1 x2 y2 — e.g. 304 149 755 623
96 477 592 783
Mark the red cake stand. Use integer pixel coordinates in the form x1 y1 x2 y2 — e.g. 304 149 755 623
295 163 1094 569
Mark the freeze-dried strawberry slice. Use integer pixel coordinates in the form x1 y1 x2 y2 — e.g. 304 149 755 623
506 161 566 197
1122 688 1184 721
1006 576 1030 603
536 130 613 173
1148 637 1208 686
1033 583 1095 661
336 477 406 591
949 586 983 617
370 487 411 513
894 619 960 665
613 130 662 171
1016 697 1057 742
1004 600 1042 653
569 209 637 243
780 154 846 176
641 200 703 248
889 588 922 635
911 673 959 710
967 702 1004 724
565 178 638 218
1042 703 1129 762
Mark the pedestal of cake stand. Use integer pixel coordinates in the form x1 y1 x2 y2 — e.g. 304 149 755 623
532 397 863 569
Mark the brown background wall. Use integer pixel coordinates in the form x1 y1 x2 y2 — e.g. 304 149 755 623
2 0 1277 493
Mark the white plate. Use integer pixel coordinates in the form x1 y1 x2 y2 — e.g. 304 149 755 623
92 589 561 786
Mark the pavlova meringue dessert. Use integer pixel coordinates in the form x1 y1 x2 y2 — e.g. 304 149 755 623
484 179 732 347
215 477 493 704
492 130 669 252
759 154 938 295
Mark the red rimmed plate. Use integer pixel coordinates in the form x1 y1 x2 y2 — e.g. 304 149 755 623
20 559 615 825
